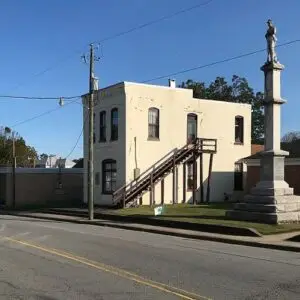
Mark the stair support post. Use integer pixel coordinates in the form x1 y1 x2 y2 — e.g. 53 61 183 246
206 153 214 203
161 178 164 205
150 171 154 206
183 162 186 203
192 150 197 205
122 187 126 208
172 150 176 205
199 153 204 203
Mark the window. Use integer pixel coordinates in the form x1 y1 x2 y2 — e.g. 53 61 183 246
99 111 106 142
235 116 244 144
102 159 117 194
187 113 197 143
234 163 243 191
111 108 118 141
187 161 196 190
148 108 159 139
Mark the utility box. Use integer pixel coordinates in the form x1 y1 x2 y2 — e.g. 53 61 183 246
134 168 140 179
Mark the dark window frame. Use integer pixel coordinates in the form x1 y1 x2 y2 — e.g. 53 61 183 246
99 111 106 142
102 159 117 194
148 107 160 140
234 162 244 191
111 108 118 141
187 113 198 143
235 116 244 144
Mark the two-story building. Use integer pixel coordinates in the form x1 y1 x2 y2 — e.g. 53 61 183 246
82 80 251 207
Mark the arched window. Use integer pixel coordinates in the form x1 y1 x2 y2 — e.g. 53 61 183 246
111 108 118 141
235 116 244 144
102 159 117 194
99 110 106 142
148 107 159 139
187 113 197 143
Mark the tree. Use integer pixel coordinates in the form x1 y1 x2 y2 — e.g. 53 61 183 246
281 131 300 143
179 75 264 143
40 153 49 160
0 126 38 167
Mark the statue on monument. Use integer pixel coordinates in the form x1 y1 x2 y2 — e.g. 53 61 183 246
265 19 278 63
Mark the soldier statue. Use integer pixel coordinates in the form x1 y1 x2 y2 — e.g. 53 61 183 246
265 19 278 63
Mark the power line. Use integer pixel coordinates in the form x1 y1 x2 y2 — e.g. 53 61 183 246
0 94 81 100
8 50 85 93
87 38 300 108
93 0 214 44
10 98 80 128
64 115 88 159
8 39 300 129
7 1 213 92
141 39 300 83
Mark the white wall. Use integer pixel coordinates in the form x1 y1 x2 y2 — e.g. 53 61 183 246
83 81 252 206
83 84 127 205
125 82 251 204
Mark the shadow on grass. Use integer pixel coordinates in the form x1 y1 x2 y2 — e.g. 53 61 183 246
129 214 229 221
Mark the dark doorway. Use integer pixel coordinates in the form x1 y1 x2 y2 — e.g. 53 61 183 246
187 113 197 143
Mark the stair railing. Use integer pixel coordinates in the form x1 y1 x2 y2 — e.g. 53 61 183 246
112 147 178 205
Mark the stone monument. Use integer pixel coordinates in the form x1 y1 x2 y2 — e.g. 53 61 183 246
226 20 300 224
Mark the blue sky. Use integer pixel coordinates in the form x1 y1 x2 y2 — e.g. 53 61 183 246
0 0 299 159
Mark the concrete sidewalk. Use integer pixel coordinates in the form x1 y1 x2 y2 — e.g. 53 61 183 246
2 210 300 253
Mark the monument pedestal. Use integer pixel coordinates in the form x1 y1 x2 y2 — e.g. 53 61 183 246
226 61 300 224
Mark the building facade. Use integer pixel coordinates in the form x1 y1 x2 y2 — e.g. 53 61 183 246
82 81 251 206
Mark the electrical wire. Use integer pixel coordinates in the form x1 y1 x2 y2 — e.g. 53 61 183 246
10 98 80 128
8 39 300 128
142 39 300 83
0 95 81 100
92 0 214 44
64 115 88 159
7 1 214 92
87 38 300 109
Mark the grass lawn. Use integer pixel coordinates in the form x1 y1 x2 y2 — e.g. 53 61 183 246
115 203 300 235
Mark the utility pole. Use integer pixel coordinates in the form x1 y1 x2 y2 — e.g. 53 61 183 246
88 43 95 220
12 132 16 208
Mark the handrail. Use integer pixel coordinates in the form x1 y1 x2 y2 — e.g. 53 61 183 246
113 147 178 197
113 138 217 206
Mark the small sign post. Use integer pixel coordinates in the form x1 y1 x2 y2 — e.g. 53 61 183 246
154 206 164 216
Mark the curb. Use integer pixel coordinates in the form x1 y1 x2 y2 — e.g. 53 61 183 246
2 211 300 253
46 209 262 237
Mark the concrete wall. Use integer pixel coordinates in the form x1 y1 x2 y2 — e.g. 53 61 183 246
246 159 300 195
0 168 83 208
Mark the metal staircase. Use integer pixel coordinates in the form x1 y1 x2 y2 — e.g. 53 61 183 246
112 138 217 208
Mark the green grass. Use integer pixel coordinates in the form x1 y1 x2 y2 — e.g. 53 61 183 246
115 203 300 235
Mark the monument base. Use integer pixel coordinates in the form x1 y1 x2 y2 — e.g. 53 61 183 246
226 189 300 224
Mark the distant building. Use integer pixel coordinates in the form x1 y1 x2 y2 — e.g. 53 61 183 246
82 81 251 207
35 155 75 168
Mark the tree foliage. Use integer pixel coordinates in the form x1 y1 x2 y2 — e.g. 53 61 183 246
179 75 264 143
281 131 300 143
0 127 38 167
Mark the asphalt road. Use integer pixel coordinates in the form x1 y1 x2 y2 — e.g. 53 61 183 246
0 215 299 300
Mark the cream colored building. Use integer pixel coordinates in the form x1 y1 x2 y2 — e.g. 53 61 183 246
82 80 251 207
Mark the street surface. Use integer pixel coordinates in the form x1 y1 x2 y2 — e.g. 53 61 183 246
0 214 299 299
